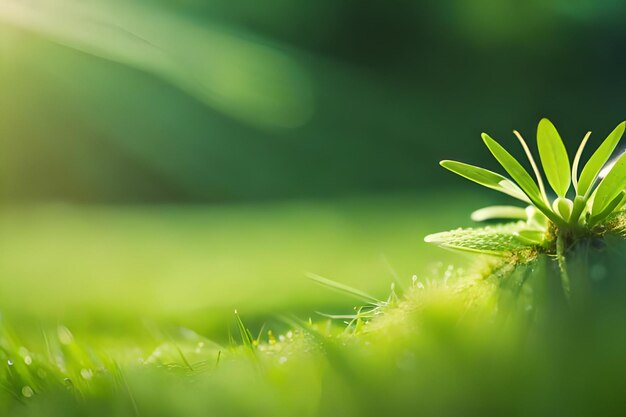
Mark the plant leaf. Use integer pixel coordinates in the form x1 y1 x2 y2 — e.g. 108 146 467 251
514 229 546 245
481 134 546 207
440 160 529 203
571 131 591 193
471 206 528 222
483 133 568 227
591 151 626 216
497 180 531 203
552 197 573 221
424 223 533 255
589 191 625 227
536 118 570 197
578 121 626 196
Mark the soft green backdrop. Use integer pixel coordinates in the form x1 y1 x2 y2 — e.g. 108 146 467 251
0 0 625 336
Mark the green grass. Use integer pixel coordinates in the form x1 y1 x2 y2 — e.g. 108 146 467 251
0 193 486 415
4 193 625 417
0 194 480 339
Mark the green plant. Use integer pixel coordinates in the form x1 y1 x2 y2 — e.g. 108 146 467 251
425 119 626 255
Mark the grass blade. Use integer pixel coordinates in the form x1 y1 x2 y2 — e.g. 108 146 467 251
536 118 570 197
578 121 626 197
306 273 380 304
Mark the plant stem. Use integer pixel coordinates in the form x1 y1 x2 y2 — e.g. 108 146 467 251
556 232 570 300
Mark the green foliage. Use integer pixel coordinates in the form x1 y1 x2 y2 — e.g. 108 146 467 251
427 119 626 255
577 122 625 196
439 161 529 203
424 222 538 255
537 118 571 197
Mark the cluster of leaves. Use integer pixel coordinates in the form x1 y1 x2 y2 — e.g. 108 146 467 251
426 119 626 254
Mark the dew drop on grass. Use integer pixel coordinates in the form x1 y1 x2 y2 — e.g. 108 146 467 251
80 368 93 380
24 356 32 366
21 386 33 398
57 326 74 345
7 359 13 366
278 356 288 365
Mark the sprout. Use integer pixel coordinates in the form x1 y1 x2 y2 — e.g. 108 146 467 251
426 119 626 254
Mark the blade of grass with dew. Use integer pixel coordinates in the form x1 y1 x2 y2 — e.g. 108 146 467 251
234 310 255 350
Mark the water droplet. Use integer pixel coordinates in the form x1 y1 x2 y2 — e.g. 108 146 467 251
21 386 34 398
24 356 32 366
417 282 425 289
7 359 13 366
278 356 288 364
80 368 93 380
57 326 74 345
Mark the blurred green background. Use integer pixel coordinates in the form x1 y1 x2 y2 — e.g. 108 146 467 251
1 0 626 337
2 0 626 203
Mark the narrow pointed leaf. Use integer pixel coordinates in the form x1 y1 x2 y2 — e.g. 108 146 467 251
592 151 626 215
440 160 529 203
471 206 528 222
482 133 566 226
537 118 570 196
578 121 626 196
572 131 591 192
481 134 543 204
